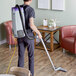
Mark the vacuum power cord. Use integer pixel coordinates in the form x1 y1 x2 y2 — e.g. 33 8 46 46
6 40 17 74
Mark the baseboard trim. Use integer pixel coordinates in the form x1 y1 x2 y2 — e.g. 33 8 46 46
0 39 7 45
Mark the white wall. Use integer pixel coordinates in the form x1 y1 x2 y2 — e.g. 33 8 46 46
0 0 16 44
0 0 16 23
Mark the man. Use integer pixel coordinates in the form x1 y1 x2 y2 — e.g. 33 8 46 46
17 0 42 76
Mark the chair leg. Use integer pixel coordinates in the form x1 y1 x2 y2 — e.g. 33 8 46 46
9 45 11 50
62 48 66 53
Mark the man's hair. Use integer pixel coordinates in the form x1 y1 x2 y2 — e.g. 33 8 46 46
23 0 30 2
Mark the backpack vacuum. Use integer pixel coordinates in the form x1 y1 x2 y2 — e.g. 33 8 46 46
12 5 34 39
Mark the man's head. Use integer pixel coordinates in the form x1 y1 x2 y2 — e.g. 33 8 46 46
23 0 32 5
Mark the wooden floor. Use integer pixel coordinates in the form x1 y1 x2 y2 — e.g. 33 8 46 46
0 44 76 76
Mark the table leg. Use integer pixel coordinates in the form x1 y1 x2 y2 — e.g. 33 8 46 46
50 32 54 52
42 32 45 40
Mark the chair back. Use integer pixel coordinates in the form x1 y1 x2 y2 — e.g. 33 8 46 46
60 25 76 38
4 21 17 45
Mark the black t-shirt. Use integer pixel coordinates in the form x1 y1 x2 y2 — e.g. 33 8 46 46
21 4 35 30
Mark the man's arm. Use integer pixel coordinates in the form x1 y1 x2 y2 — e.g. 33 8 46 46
29 17 42 39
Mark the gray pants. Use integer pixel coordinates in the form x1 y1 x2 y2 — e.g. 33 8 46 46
17 37 34 76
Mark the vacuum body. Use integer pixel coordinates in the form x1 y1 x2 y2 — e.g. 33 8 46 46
12 7 25 38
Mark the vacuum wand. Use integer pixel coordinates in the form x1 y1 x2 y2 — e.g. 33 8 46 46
39 37 67 72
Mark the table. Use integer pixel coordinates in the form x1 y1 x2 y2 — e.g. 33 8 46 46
34 25 60 52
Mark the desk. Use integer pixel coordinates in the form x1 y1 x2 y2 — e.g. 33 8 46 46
34 25 60 52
